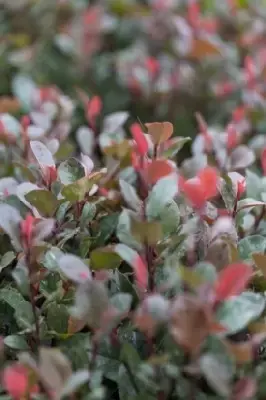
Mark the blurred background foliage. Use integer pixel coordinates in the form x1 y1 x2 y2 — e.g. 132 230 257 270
1 0 266 145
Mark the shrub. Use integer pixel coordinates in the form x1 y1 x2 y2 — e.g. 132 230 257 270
0 80 266 399
2 1 266 400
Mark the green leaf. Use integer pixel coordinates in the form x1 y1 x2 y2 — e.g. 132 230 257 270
56 201 70 224
42 247 64 271
219 175 236 212
117 210 142 251
90 247 122 270
0 251 16 271
238 235 266 261
61 175 101 203
25 190 59 217
118 364 139 400
47 302 69 334
0 288 34 329
246 170 261 200
194 262 217 284
93 213 119 247
237 199 265 213
146 174 178 220
161 137 190 159
216 292 265 335
119 180 142 212
4 334 29 350
59 370 90 398
156 200 180 237
80 202 97 229
200 353 231 397
58 158 85 185
0 204 22 251
110 293 132 314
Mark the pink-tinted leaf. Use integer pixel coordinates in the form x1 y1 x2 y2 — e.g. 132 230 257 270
58 254 92 283
146 160 175 185
130 123 149 156
114 244 148 290
214 263 253 302
30 140 55 170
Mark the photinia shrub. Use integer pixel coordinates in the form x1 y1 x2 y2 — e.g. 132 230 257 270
2 1 266 399
0 78 266 400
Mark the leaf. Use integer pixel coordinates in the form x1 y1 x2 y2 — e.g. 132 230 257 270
237 199 265 213
110 293 132 314
146 160 174 185
119 180 142 212
0 114 20 137
47 302 69 334
0 251 16 271
219 175 237 212
4 335 29 351
253 253 266 278
59 370 90 398
189 37 222 59
61 173 103 202
118 364 138 400
0 204 22 251
229 146 255 170
90 247 122 270
246 170 261 200
42 247 64 271
25 190 59 217
130 123 148 155
58 158 85 185
30 140 55 169
200 354 231 397
145 121 173 144
58 254 92 283
80 202 97 229
158 200 180 236
238 235 266 261
12 74 37 111
114 244 148 290
39 348 72 396
93 213 119 247
102 111 129 134
76 126 95 156
195 262 217 284
160 137 190 159
117 210 142 251
131 219 162 245
214 263 253 302
16 182 41 211
146 174 179 220
216 292 265 335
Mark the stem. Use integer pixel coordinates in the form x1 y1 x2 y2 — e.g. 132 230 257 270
26 251 40 353
29 284 40 350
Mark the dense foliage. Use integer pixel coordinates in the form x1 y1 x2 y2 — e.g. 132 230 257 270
2 1 266 399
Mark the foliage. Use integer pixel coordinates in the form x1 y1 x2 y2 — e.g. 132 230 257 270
2 0 266 399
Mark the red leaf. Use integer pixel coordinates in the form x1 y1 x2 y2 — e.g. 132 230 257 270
130 123 149 156
133 254 148 290
87 96 102 128
145 57 159 78
182 178 206 209
146 160 174 185
214 263 253 302
2 364 38 400
188 0 200 28
261 148 266 176
198 166 218 199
